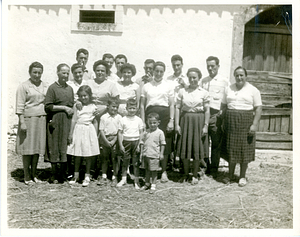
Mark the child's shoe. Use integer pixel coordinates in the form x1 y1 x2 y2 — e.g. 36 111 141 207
24 180 34 185
69 177 78 184
191 177 198 185
111 179 118 187
149 185 156 194
161 172 169 183
134 183 141 190
33 177 45 183
116 179 127 187
238 178 247 187
82 177 90 187
97 177 108 186
140 184 151 191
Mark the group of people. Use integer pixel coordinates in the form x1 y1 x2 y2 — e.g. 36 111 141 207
15 48 262 193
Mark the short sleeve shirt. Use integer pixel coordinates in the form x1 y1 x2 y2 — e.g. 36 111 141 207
99 112 122 136
119 115 144 141
67 80 87 100
141 79 174 108
176 87 210 112
142 128 166 159
115 81 139 102
222 82 262 110
200 75 229 111
87 79 119 107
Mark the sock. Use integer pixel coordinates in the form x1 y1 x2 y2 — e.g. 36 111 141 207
74 172 79 179
102 174 107 179
151 184 156 189
112 175 116 180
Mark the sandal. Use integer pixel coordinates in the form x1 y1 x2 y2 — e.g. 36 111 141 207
238 178 247 187
191 177 199 185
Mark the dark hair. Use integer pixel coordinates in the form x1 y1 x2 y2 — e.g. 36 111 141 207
93 60 110 74
115 54 128 63
29 61 43 74
102 53 114 60
144 59 155 65
206 56 219 66
126 98 137 108
77 85 93 104
71 63 84 73
120 63 136 76
171 54 183 64
107 96 120 106
57 63 70 72
187 67 202 79
147 112 160 121
76 48 89 58
154 61 166 71
234 66 248 77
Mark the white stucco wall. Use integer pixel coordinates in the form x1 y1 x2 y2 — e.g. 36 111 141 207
6 4 242 128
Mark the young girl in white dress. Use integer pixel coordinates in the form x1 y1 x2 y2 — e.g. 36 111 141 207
67 85 100 187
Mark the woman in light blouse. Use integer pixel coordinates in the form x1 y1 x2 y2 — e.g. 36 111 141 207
87 60 119 120
175 68 210 185
16 62 48 184
221 66 262 187
140 61 174 183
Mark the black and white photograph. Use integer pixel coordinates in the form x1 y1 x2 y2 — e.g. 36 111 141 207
1 0 299 236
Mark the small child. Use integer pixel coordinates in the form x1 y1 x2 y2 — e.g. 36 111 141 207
140 113 166 194
67 85 100 187
117 98 144 189
97 97 122 187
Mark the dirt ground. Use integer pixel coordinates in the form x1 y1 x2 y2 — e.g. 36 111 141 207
5 138 293 229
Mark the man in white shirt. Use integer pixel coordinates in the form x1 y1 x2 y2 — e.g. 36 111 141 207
115 54 128 79
200 56 229 177
135 59 155 90
166 54 189 96
69 48 94 82
102 53 120 83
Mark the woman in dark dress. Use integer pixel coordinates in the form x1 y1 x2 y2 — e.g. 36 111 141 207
45 63 74 183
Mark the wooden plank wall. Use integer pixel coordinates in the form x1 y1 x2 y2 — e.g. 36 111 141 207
243 25 292 74
246 71 293 150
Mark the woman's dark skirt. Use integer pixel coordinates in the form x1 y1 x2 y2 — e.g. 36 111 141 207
221 109 255 164
45 112 72 163
176 112 209 160
145 105 173 155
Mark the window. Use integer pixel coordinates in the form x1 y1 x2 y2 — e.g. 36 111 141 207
79 10 115 24
71 5 123 33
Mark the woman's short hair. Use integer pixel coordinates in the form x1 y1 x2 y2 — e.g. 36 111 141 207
120 63 137 76
234 66 248 77
77 85 93 103
71 63 85 73
154 61 166 71
57 63 70 72
93 60 110 74
29 61 43 74
147 112 160 121
187 67 202 79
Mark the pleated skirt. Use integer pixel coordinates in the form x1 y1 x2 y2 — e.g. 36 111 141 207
16 116 46 155
176 112 209 160
222 109 255 164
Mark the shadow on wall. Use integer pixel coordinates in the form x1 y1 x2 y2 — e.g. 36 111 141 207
123 5 239 17
8 4 239 17
8 5 71 16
